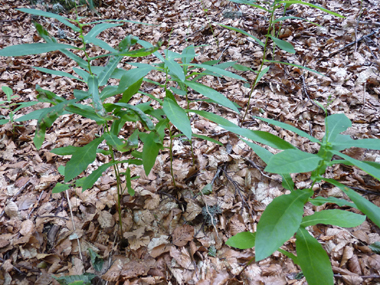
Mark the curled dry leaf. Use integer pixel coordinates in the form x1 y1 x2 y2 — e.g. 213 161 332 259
347 255 362 275
19 219 34 236
4 201 18 219
340 246 354 267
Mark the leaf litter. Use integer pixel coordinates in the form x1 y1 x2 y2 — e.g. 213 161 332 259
0 0 380 284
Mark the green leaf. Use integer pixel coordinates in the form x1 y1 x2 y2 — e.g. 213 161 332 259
301 209 365 228
227 0 268 11
0 43 77 57
332 138 380 151
140 132 160 176
226 232 256 250
33 67 83 81
104 133 124 148
51 145 80 155
296 227 333 285
34 100 75 149
64 137 103 182
330 150 380 181
84 36 117 53
113 103 155 130
193 134 223 146
86 23 121 38
325 114 352 143
324 179 380 229
1 86 13 99
269 36 295 54
183 63 247 81
184 81 239 113
264 60 324 76
369 242 380 254
72 68 90 82
88 248 104 272
223 125 296 150
165 59 185 82
58 165 65 175
256 116 320 143
278 248 299 265
125 167 134 196
265 149 322 174
119 78 143 104
52 183 70 194
98 56 123 86
81 161 115 191
309 196 357 209
88 75 105 116
278 1 344 18
189 110 237 128
18 8 81 32
218 24 265 47
273 16 321 26
52 273 96 285
163 97 191 139
255 189 312 261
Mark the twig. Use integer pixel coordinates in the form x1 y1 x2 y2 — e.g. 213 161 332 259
329 27 380 57
65 189 83 261
27 190 44 219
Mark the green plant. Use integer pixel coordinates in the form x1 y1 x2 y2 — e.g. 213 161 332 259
0 8 246 237
0 86 38 126
223 111 380 284
219 0 344 121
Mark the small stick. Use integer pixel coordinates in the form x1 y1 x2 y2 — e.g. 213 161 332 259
329 27 380 57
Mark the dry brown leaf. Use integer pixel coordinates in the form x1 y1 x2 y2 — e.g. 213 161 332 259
172 224 194 247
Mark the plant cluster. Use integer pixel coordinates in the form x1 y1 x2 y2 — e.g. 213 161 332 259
0 0 379 284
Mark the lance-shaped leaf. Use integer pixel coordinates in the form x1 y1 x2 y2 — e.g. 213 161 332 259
140 132 161 176
255 189 312 261
325 114 351 143
81 159 142 192
52 183 70 194
165 59 185 82
64 137 104 182
113 103 155 130
226 232 256 250
265 149 322 174
296 227 334 285
0 43 77 57
163 97 191 139
308 196 357 209
324 179 380 228
278 1 344 18
88 75 105 116
243 138 294 191
269 36 295 54
301 209 365 228
332 138 380 151
227 0 268 11
219 24 265 47
255 116 320 143
184 81 239 113
264 60 324 76
17 8 81 31
33 67 83 81
98 56 123 86
182 62 247 81
330 150 380 181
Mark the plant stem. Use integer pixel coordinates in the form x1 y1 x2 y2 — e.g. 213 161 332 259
242 3 276 123
169 124 177 187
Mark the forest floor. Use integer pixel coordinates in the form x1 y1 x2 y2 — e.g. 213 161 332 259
0 0 380 284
